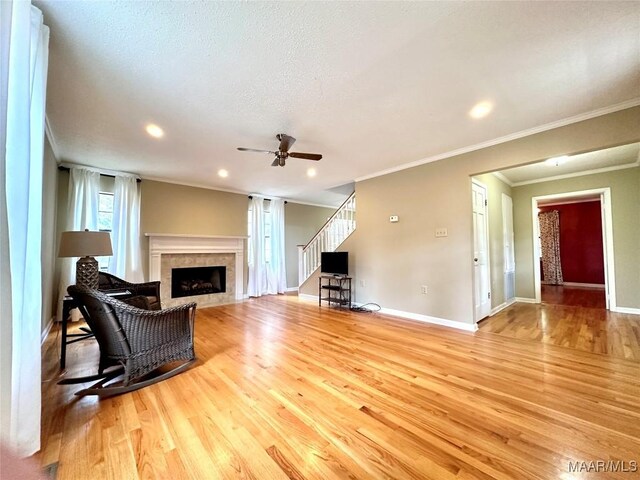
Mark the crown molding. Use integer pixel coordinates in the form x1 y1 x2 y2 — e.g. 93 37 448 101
141 175 250 196
44 115 60 161
355 98 640 183
510 161 639 187
491 171 514 187
141 175 339 209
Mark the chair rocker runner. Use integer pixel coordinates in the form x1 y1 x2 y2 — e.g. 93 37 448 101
62 286 196 397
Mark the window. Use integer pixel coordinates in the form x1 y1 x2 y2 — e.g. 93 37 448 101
247 204 272 264
97 192 114 271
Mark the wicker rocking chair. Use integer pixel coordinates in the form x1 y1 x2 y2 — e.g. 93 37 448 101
62 285 196 397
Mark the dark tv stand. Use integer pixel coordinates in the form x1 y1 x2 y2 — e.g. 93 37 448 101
319 275 352 308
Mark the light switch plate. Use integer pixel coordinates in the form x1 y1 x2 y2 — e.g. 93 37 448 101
435 228 448 237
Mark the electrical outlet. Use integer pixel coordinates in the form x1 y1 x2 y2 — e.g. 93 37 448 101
435 228 448 237
421 285 428 294
389 215 399 223
360 279 366 287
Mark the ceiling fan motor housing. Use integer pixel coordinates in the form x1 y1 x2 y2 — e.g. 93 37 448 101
276 151 287 167
238 133 320 167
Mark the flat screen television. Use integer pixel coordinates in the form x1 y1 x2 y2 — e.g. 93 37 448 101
321 252 348 276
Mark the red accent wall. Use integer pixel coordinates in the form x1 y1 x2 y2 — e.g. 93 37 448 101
539 201 605 284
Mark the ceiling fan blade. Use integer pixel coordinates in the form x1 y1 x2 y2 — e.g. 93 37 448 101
289 152 322 161
271 158 280 167
237 147 275 154
278 134 296 152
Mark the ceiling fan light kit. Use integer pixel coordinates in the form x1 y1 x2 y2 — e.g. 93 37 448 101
238 133 322 167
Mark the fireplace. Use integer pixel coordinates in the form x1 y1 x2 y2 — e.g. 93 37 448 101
147 234 244 307
171 266 226 299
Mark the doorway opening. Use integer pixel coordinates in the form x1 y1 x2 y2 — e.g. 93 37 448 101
532 188 615 310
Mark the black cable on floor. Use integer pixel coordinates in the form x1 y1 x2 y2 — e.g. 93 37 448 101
349 303 381 313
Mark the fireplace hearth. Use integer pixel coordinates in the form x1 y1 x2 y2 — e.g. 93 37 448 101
171 266 226 299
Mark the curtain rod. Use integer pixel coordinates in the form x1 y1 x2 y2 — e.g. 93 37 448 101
248 195 287 204
57 165 141 183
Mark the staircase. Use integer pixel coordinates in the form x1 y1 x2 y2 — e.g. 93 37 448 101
298 192 356 286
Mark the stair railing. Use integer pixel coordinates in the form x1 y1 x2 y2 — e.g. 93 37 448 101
298 192 356 286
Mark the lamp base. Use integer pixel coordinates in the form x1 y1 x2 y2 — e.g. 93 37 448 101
76 256 99 289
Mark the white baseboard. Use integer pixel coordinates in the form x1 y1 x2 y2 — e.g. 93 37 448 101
490 298 517 316
298 293 319 302
286 287 299 293
379 307 478 332
611 306 640 315
295 295 477 332
562 282 606 289
41 317 54 345
515 297 537 304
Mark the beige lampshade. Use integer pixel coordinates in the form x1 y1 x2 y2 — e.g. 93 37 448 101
58 229 113 258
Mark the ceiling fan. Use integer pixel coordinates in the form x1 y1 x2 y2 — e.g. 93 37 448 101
237 134 322 167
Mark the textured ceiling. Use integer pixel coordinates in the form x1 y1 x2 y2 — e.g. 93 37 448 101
37 1 640 206
498 143 640 185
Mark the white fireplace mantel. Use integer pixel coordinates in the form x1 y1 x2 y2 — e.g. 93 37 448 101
146 234 246 301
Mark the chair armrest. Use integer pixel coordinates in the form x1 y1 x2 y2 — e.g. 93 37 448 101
111 301 196 353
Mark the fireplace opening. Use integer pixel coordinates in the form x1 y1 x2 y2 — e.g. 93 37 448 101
171 266 226 299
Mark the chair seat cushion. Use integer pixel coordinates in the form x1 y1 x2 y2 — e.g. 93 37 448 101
122 295 151 310
146 296 160 310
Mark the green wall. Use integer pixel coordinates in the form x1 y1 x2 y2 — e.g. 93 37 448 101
284 203 336 289
512 167 640 308
353 107 639 325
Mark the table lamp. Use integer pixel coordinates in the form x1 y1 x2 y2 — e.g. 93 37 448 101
58 229 113 289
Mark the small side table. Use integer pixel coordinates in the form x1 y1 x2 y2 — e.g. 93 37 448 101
318 275 352 308
60 290 131 370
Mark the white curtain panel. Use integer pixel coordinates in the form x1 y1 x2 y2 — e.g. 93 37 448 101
247 195 266 297
110 174 143 282
0 1 49 456
56 167 100 321
266 198 287 294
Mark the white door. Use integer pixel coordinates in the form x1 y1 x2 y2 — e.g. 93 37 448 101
472 181 491 321
502 193 516 302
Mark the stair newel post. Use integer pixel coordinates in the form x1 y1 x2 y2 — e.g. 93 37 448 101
297 245 305 287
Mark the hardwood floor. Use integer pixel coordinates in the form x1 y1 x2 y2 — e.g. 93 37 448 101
541 284 606 309
480 298 640 362
38 296 640 479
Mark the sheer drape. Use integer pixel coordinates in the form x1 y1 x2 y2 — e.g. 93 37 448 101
539 210 563 285
266 198 287 294
56 167 100 321
247 195 265 297
0 1 49 456
247 196 287 297
110 174 143 282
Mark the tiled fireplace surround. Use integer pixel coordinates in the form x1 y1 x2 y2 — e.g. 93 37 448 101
146 234 245 308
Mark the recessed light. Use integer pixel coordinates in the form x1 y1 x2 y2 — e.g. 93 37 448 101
545 155 569 167
145 123 164 138
469 101 493 119
307 168 317 178
218 169 229 178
